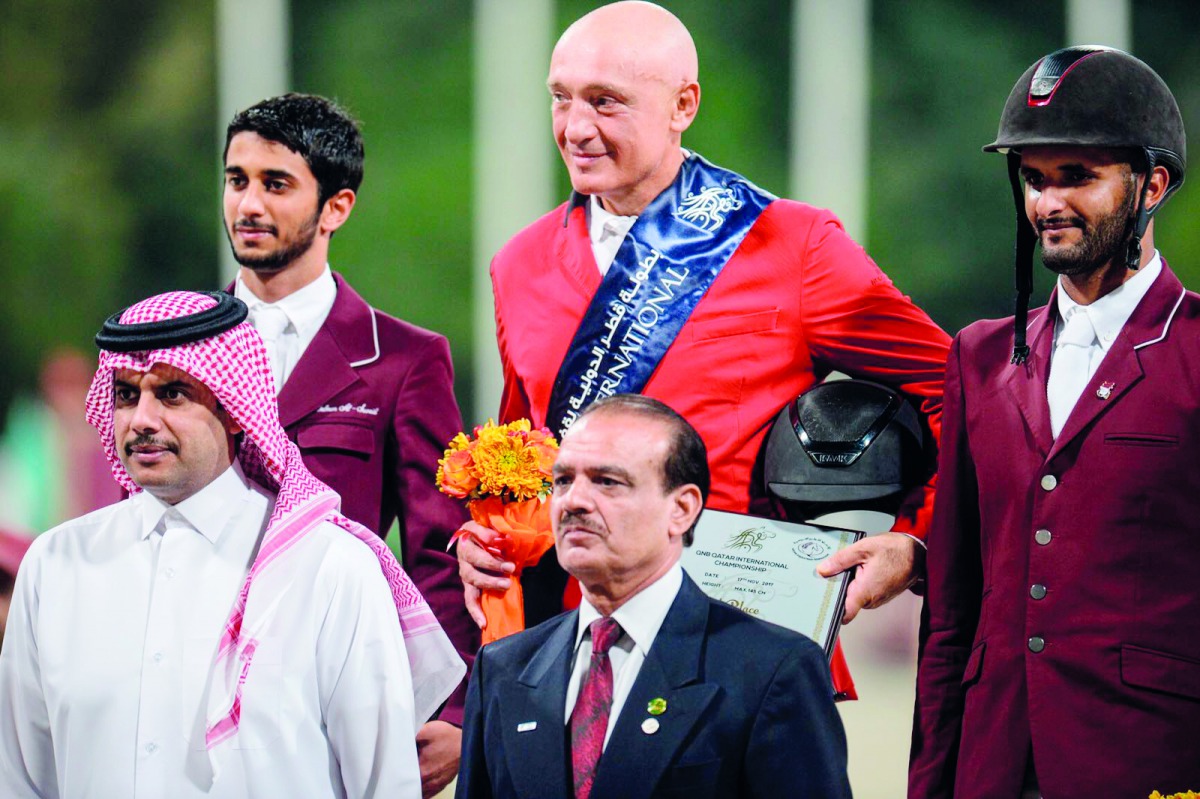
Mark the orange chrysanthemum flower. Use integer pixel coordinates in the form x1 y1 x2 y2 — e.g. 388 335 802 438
435 419 558 502
435 419 561 645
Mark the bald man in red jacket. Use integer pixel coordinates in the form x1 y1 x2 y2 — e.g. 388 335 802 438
457 3 949 700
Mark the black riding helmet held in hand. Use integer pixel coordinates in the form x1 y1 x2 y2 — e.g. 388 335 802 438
763 380 927 519
984 46 1186 364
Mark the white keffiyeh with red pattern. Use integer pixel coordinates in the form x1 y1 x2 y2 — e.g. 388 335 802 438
85 291 464 751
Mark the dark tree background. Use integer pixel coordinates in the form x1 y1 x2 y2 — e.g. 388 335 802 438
2 0 1197 424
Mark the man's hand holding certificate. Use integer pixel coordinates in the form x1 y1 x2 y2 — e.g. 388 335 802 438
680 509 863 658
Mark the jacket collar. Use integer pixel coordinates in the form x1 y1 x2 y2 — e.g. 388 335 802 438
1124 258 1187 350
1005 261 1186 461
590 575 720 799
556 196 604 297
498 574 719 799
496 613 576 798
1047 260 1184 459
1004 302 1056 457
562 190 589 226
226 272 379 428
314 272 380 367
279 272 381 428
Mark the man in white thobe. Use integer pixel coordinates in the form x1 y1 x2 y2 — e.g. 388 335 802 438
0 290 465 798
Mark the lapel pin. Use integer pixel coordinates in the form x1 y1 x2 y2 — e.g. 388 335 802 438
647 697 667 716
517 721 537 733
641 718 660 735
1096 382 1115 400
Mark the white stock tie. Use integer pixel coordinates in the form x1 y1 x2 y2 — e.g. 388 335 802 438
1047 309 1097 437
250 305 291 394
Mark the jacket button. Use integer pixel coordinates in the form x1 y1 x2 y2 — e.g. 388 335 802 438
1030 584 1047 600
1040 474 1057 491
1028 636 1045 653
1035 529 1052 545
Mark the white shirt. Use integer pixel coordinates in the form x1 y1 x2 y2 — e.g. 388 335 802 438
587 196 638 277
0 461 420 799
564 562 683 748
1049 251 1162 406
235 266 337 390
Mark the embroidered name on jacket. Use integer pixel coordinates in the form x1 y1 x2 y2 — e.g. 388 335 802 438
316 403 380 416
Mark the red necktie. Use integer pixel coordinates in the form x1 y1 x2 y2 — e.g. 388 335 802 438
570 617 623 799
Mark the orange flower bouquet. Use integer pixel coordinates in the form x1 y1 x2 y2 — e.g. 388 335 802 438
437 419 558 644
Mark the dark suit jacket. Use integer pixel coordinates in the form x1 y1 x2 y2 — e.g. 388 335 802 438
457 574 850 799
910 262 1200 798
265 273 476 722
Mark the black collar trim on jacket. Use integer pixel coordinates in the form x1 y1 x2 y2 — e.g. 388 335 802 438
562 191 589 227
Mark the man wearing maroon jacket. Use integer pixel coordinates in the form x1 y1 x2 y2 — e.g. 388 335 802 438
222 93 475 797
910 46 1200 798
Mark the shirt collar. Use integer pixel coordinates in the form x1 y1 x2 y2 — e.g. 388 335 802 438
134 459 257 543
564 148 692 229
235 265 337 340
1055 251 1162 351
588 195 638 248
575 561 683 658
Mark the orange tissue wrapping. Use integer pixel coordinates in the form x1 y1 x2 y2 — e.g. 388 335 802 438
467 496 555 645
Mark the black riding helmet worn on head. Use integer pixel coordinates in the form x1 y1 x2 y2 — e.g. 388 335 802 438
985 46 1186 364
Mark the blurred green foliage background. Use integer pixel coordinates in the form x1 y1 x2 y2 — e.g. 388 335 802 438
3 0 1199 426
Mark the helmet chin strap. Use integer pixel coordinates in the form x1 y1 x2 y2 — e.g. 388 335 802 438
1007 148 1176 366
1007 152 1038 365
1125 148 1160 271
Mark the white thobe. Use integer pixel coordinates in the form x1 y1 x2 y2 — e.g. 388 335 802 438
0 461 420 799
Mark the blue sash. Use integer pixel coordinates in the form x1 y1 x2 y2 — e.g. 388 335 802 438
546 154 775 437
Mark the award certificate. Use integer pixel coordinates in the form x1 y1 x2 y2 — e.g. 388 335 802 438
679 509 864 659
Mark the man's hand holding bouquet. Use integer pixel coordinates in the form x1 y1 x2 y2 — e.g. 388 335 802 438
437 420 558 644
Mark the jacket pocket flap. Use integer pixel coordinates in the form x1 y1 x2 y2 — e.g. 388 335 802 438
1104 433 1179 448
689 309 779 342
1121 644 1200 700
962 641 986 687
297 423 375 455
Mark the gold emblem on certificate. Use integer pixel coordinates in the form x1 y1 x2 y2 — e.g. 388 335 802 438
679 509 864 658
